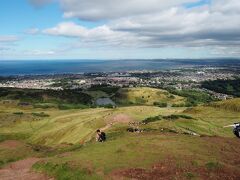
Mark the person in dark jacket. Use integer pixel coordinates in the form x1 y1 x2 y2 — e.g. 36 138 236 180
96 129 106 142
233 123 240 138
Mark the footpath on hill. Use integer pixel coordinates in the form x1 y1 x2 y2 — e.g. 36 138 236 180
0 140 52 180
0 157 52 180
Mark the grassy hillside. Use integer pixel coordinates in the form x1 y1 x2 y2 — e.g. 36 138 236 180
1 98 239 146
0 105 183 146
209 98 240 112
32 99 240 179
167 88 216 106
115 87 186 106
0 90 240 179
0 88 93 108
34 134 240 180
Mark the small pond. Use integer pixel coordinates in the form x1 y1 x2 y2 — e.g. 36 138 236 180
95 98 116 106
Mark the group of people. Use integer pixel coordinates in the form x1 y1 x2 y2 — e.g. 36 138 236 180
96 129 106 142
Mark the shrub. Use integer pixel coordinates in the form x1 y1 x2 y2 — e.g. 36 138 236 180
166 88 215 106
13 112 24 115
142 115 162 124
153 102 167 107
163 114 193 120
172 103 185 107
32 112 50 117
168 95 175 99
205 162 222 171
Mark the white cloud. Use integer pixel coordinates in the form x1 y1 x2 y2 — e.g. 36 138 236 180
60 0 198 20
43 22 147 47
43 22 93 37
0 35 19 43
37 0 240 57
44 1 240 48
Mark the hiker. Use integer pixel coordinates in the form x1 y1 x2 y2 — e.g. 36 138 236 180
233 123 240 138
224 122 240 138
96 129 106 142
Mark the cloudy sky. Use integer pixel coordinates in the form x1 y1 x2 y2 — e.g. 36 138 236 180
0 0 239 59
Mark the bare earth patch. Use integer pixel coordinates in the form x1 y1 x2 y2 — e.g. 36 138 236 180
0 158 52 180
111 114 134 124
102 114 134 131
0 140 24 149
111 157 240 180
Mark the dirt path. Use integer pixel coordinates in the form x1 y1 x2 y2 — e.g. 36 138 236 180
0 158 52 180
101 113 134 131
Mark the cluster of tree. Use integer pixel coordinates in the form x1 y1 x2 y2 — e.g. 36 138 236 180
88 84 120 95
166 88 215 106
0 88 93 106
202 79 240 97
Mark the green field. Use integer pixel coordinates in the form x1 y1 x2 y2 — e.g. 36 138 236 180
0 87 240 179
115 87 186 106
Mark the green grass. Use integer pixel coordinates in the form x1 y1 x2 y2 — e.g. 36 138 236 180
0 100 239 147
0 96 240 179
0 87 93 106
0 104 185 146
0 140 40 168
209 98 240 112
33 162 102 180
205 162 222 171
84 91 109 100
142 114 194 125
115 87 186 106
168 88 215 106
58 103 89 110
33 132 240 178
0 133 30 143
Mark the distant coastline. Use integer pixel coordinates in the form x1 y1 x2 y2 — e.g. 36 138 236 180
0 59 240 76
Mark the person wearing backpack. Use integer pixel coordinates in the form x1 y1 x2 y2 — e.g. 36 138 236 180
100 131 106 141
96 129 106 142
233 123 240 138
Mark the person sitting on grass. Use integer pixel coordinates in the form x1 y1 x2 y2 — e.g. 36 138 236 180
96 129 106 142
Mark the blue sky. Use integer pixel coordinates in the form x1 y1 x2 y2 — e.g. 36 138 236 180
0 0 239 60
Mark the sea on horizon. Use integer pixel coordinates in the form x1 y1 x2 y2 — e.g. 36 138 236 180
0 59 239 76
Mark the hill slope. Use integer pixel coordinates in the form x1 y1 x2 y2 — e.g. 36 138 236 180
115 87 186 106
0 95 240 179
209 98 240 112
